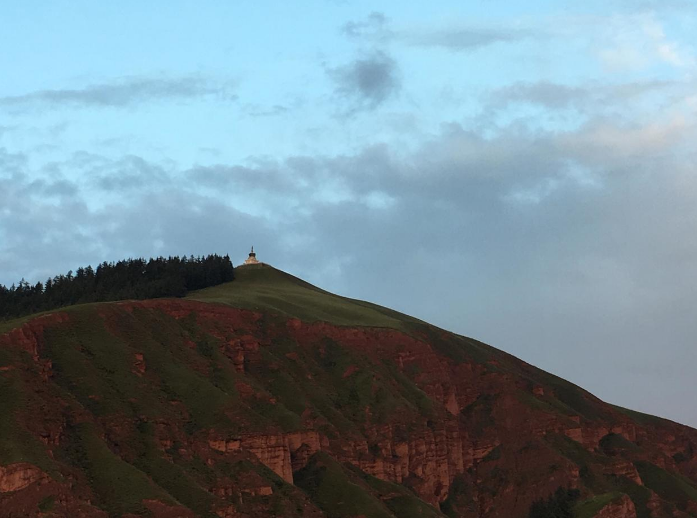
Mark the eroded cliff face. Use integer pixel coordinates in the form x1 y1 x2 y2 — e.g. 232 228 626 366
0 464 47 493
1 299 697 517
594 495 637 518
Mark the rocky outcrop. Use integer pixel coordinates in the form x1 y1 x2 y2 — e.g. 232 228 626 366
594 494 637 518
209 431 324 484
0 313 68 359
0 464 47 493
603 459 643 485
133 353 146 375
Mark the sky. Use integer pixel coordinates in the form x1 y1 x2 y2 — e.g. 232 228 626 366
1 0 697 425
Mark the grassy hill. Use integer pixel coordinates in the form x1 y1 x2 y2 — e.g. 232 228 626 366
188 263 425 331
1 263 696 518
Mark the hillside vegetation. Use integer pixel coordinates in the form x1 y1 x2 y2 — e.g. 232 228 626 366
0 254 234 321
0 262 696 518
189 263 424 331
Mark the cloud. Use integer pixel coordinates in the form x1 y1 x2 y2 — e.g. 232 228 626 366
189 162 299 193
0 148 29 186
0 151 268 285
0 125 19 139
243 104 290 118
611 0 694 12
596 14 695 71
487 79 678 115
401 26 534 51
0 75 236 113
490 82 591 110
341 13 534 52
341 12 389 40
92 155 171 192
327 51 401 112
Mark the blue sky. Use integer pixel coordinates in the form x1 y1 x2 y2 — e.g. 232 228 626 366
2 0 697 425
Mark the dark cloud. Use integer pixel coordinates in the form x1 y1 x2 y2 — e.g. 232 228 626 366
401 27 534 51
26 178 79 199
0 76 236 113
90 155 170 192
189 163 288 191
340 14 531 52
243 104 290 118
327 51 401 112
0 147 27 177
341 12 389 40
491 81 590 109
488 80 677 111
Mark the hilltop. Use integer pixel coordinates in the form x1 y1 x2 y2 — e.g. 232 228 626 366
1 263 696 518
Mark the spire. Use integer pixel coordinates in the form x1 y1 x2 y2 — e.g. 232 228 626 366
243 246 260 265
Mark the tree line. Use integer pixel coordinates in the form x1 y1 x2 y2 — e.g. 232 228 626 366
0 254 235 320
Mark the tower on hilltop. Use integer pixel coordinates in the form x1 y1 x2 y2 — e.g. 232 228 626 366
243 246 260 265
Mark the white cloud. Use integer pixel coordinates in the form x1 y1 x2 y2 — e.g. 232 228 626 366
597 14 694 71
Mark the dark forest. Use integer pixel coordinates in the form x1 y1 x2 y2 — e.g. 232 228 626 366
0 254 235 320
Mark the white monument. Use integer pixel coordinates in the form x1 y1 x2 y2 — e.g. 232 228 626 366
243 246 260 265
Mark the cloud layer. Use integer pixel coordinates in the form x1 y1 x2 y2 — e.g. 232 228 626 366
0 76 235 113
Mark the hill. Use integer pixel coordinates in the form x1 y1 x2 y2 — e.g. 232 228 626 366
1 263 696 518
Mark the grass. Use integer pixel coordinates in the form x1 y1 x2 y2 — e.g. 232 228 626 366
55 305 240 432
382 359 435 417
610 405 671 427
634 461 697 511
3 262 697 518
0 343 13 367
608 479 654 518
188 264 425 331
61 422 174 517
346 464 445 518
439 474 477 518
133 453 217 517
191 268 628 430
599 433 639 454
527 369 611 422
461 394 498 435
241 333 434 432
0 371 60 475
544 433 618 496
38 495 56 512
294 452 400 518
573 492 624 518
43 308 159 418
1 263 660 433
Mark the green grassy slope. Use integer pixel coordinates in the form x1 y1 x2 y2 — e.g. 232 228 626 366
294 452 445 518
187 265 624 425
188 264 425 331
2 263 697 517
